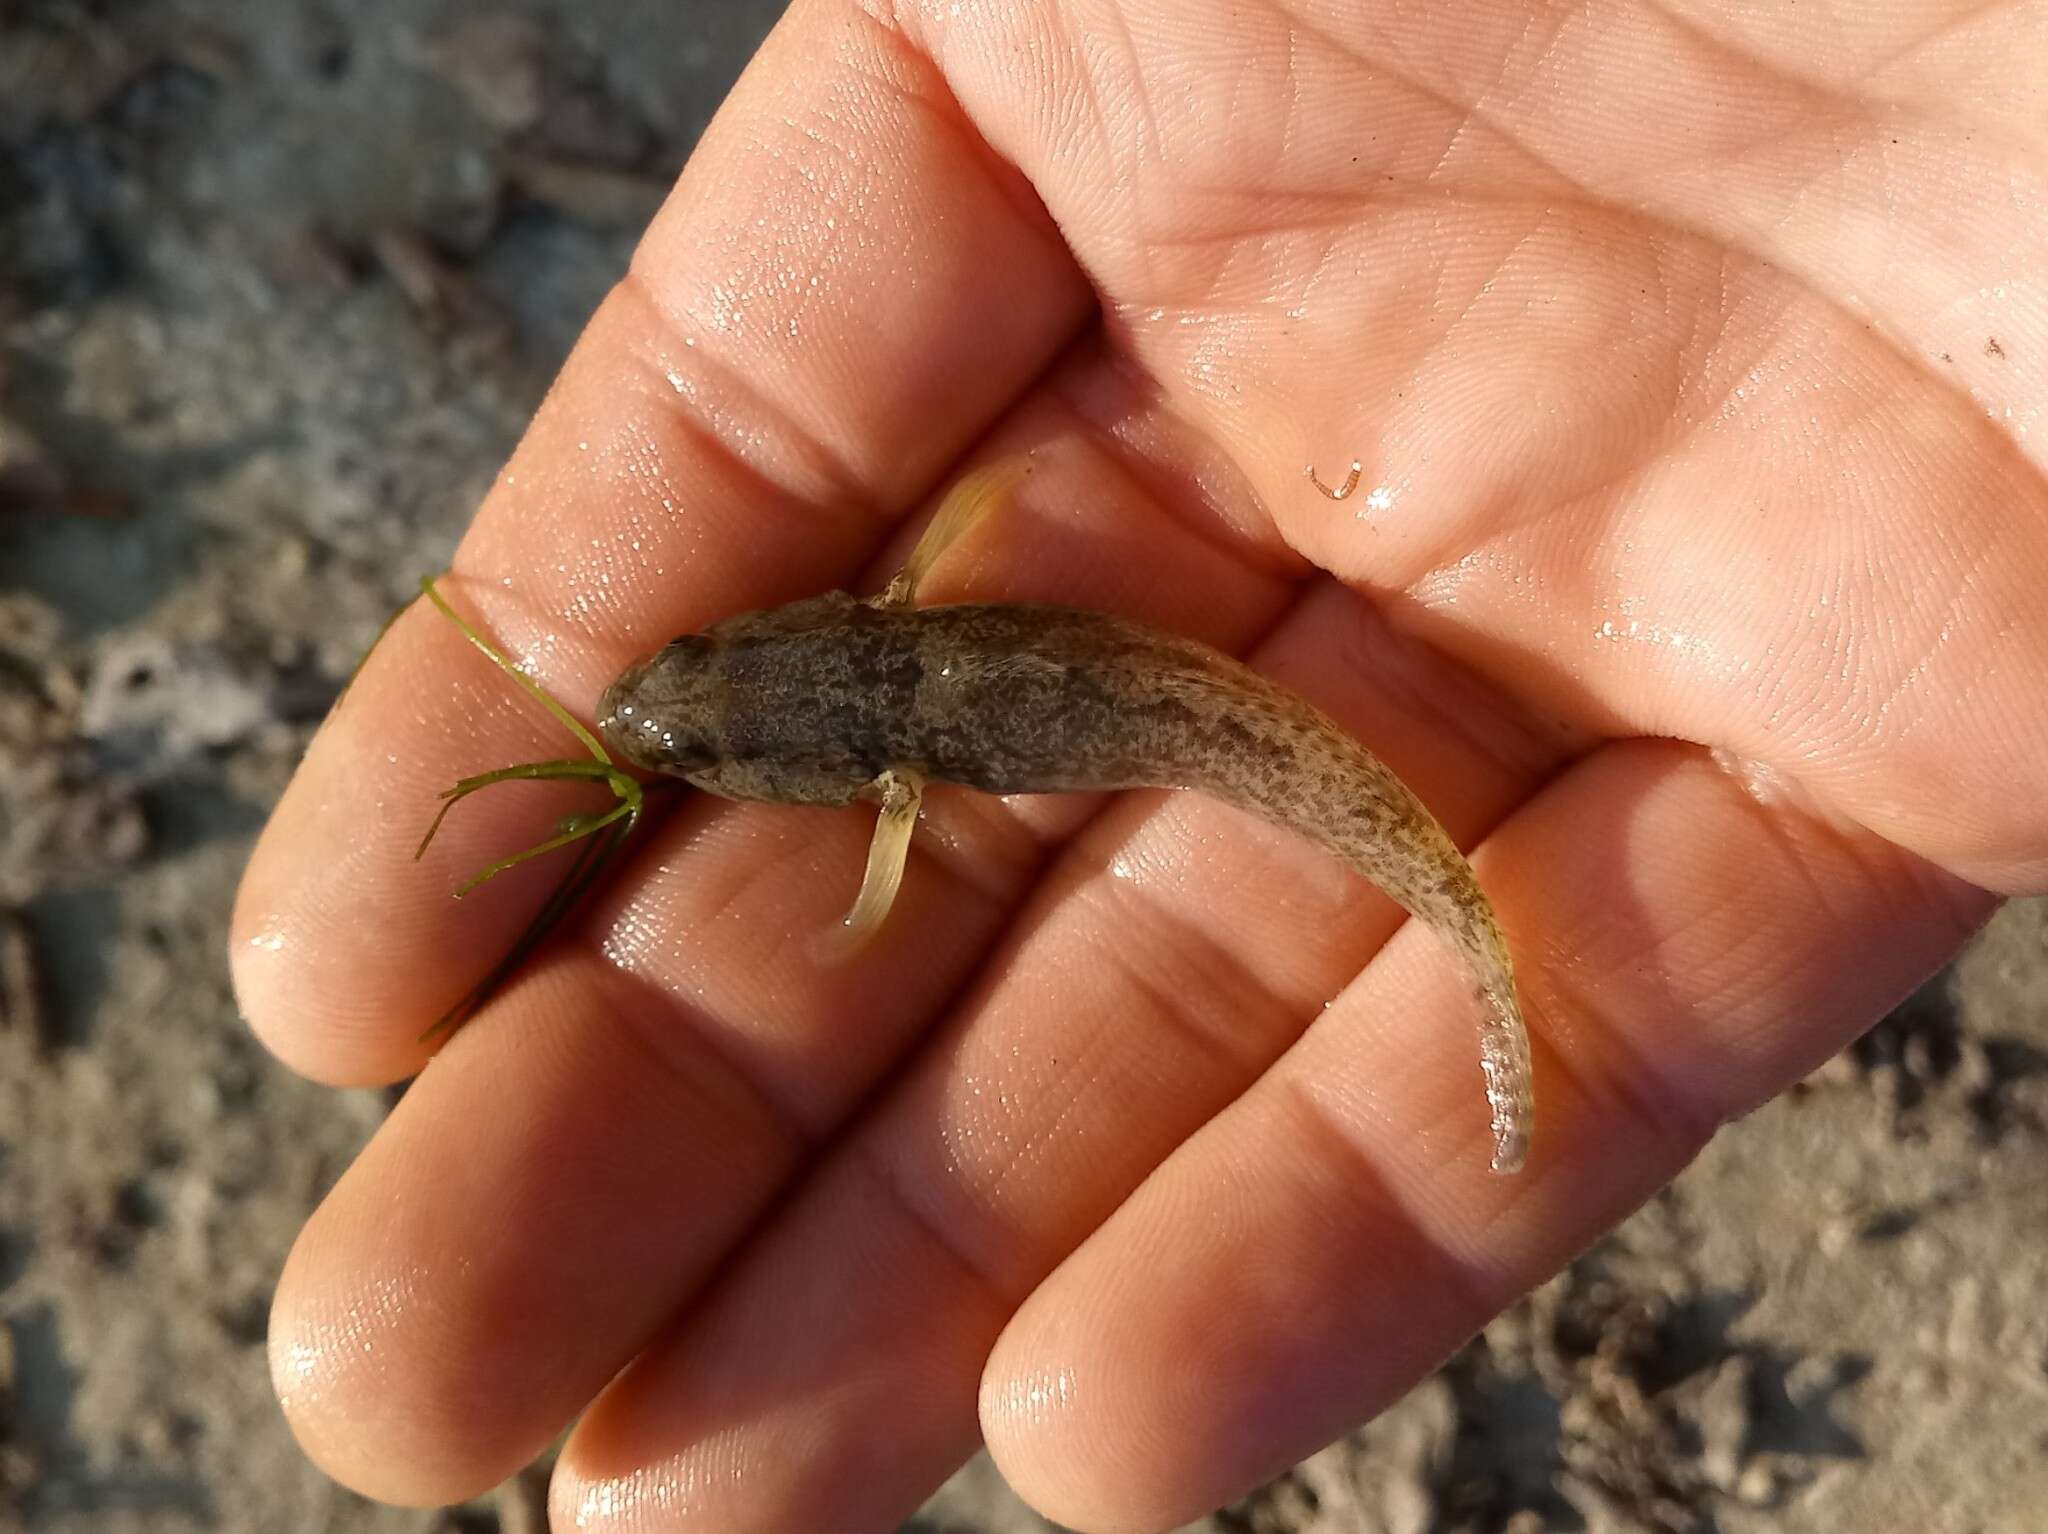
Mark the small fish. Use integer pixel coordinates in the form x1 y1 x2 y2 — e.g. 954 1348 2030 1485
418 462 1534 1172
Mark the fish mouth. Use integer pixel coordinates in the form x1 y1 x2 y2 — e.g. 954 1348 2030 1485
595 658 664 772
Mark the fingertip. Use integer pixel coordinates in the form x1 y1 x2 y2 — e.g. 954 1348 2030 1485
230 804 437 1088
266 1229 503 1508
977 1312 1211 1534
975 1191 1245 1534
231 946 421 1091
262 1070 611 1512
979 1359 1126 1534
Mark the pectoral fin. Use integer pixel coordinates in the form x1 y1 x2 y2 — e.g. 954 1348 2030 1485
877 458 1032 608
836 767 926 946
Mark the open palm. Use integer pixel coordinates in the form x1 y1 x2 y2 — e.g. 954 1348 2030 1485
232 3 2047 1529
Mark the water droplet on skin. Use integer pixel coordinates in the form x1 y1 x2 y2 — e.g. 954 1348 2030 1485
560 1463 695 1528
993 1364 1078 1426
272 1267 424 1410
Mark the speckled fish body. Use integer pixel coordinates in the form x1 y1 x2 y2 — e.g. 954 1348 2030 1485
596 590 1533 1172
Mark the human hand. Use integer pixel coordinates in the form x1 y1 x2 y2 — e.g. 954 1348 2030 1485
231 2 2046 1528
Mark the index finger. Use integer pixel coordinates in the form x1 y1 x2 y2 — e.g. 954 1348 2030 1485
230 0 1093 1085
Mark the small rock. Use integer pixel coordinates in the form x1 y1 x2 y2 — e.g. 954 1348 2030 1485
369 227 476 320
1900 1227 1950 1280
1956 1037 1995 1094
0 1320 29 1495
1783 1354 1844 1408
187 1073 223 1120
131 1406 199 1458
1555 1471 1657 1534
1803 1051 1860 1090
1696 1355 1753 1492
270 535 312 583
1798 1464 1854 1508
0 591 63 655
419 149 506 259
163 25 244 86
506 152 667 229
1944 1275 1985 1358
262 224 365 294
420 13 550 134
1735 1462 1777 1506
528 84 656 168
80 636 272 766
1380 1475 1434 1534
0 19 146 125
0 911 49 1052
1899 1359 1948 1398
50 780 152 870
170 1170 220 1276
0 416 65 511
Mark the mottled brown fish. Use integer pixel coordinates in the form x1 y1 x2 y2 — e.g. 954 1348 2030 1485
419 462 1534 1172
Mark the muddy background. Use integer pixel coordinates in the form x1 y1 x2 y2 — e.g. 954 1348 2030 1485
2 3 2044 1531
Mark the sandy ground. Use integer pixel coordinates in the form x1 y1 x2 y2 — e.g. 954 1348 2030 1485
3 3 2044 1531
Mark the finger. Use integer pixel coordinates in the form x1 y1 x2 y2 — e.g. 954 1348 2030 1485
264 381 1299 1505
546 579 1569 1532
231 0 1093 1086
982 743 1988 1531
